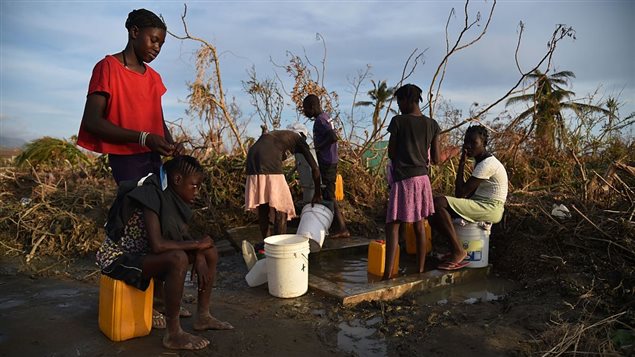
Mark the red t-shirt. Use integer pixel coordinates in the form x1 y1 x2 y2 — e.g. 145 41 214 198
77 55 167 155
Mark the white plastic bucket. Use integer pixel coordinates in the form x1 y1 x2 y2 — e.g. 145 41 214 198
245 258 267 287
454 222 490 268
297 204 334 252
264 234 310 298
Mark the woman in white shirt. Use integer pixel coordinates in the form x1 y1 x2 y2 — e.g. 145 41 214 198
431 125 508 270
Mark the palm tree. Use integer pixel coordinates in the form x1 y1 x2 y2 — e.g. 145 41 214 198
506 70 609 152
354 80 396 140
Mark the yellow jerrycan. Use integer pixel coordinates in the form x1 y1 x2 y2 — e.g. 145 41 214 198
404 219 432 255
367 240 399 276
98 275 154 341
335 174 344 201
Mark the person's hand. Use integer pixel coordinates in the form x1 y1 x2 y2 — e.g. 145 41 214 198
310 191 323 206
194 254 212 292
460 147 467 162
197 235 214 250
172 142 186 156
457 149 467 170
145 133 174 156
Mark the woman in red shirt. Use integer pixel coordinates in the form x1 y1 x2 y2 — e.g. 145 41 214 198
78 9 183 184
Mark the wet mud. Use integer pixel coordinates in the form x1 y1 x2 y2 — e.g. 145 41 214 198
0 248 568 357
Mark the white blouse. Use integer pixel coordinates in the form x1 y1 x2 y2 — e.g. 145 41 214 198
471 156 508 203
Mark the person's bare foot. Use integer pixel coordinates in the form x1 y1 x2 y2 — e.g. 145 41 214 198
329 230 351 239
448 250 468 264
162 330 209 350
155 305 192 318
382 266 401 280
193 314 234 331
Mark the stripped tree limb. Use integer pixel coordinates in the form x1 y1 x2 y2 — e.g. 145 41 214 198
354 48 425 159
441 23 575 134
167 4 246 156
428 0 497 119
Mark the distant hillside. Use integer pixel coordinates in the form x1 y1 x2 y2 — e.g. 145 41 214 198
0 147 20 159
0 136 27 149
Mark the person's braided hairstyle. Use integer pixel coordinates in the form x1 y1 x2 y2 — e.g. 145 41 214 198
164 155 205 179
465 125 489 147
394 84 423 104
125 9 166 31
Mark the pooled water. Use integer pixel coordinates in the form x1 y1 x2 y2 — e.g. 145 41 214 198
0 298 26 310
310 250 516 303
415 278 516 306
311 256 372 288
337 318 387 357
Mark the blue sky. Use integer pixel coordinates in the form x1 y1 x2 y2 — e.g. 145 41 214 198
1 0 633 147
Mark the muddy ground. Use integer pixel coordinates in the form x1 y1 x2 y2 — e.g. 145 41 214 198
0 242 586 357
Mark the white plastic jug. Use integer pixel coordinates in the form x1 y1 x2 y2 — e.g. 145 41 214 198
264 234 310 298
242 240 257 271
297 203 334 252
245 259 267 287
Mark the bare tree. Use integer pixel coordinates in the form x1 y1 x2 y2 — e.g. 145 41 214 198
355 48 425 159
429 1 576 136
428 0 497 119
167 4 247 156
344 65 372 143
242 66 285 133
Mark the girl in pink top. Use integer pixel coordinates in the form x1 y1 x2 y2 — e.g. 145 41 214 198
384 84 441 280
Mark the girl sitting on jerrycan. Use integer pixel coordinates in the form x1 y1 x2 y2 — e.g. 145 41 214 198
96 155 232 350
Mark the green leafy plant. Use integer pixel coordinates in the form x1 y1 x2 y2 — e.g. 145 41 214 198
14 137 90 169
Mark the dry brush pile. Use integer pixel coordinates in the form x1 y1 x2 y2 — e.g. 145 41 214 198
489 151 635 355
0 166 114 264
0 149 390 265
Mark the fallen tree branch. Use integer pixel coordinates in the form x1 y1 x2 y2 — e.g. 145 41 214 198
571 204 612 239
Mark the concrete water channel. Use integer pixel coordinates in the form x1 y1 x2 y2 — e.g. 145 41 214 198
226 225 494 306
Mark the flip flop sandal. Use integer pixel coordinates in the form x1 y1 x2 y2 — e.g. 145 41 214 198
438 252 469 263
437 260 470 271
152 310 166 329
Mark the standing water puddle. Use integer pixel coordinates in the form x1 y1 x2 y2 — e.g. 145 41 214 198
311 252 516 301
310 256 379 289
338 317 387 357
230 227 516 356
0 298 26 310
311 251 516 356
310 251 442 288
415 277 517 306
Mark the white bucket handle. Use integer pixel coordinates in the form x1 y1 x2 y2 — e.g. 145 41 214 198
293 252 309 262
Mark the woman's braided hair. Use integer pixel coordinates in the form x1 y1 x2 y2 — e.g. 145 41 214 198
125 9 166 31
164 155 204 178
465 125 489 147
